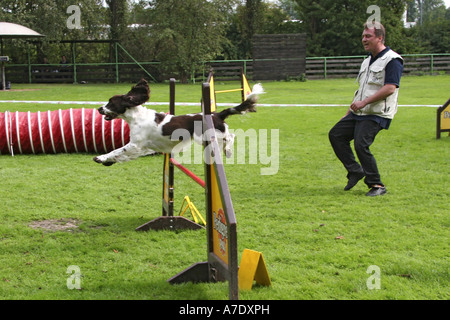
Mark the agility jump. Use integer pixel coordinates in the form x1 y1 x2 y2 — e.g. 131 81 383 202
436 98 450 139
133 78 205 231
136 70 253 232
135 71 257 299
169 79 239 300
135 76 240 299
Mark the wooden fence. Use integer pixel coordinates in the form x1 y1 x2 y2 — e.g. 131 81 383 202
5 63 160 84
199 53 450 82
4 53 449 84
252 34 306 81
305 54 450 79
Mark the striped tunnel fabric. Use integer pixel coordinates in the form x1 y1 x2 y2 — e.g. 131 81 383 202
0 108 130 155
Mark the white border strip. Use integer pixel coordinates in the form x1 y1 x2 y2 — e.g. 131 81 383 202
37 111 46 154
92 108 98 154
121 120 126 147
27 111 35 154
101 115 107 153
5 111 12 155
69 108 79 153
58 109 68 153
111 119 115 150
48 110 56 154
81 108 88 152
15 111 23 154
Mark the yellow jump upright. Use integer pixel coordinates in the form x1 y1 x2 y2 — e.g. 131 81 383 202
238 249 271 291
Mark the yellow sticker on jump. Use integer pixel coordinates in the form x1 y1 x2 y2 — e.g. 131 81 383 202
441 105 450 130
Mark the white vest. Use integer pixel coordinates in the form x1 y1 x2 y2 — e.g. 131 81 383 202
353 49 403 119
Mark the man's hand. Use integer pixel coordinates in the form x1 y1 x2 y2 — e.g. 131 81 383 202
350 100 367 112
349 84 396 113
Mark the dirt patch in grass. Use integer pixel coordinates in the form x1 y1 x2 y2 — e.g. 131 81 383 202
29 218 80 232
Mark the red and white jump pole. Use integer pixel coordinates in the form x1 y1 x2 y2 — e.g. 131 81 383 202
169 157 205 189
0 108 129 156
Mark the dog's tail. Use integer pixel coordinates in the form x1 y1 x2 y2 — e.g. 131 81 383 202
217 83 265 120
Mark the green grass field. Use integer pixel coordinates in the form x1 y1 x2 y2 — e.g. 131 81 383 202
0 75 449 300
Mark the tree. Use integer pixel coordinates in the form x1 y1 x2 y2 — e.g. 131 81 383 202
105 0 128 61
239 0 264 58
294 0 411 56
407 0 446 24
226 0 303 60
0 1 107 64
412 1 450 53
278 0 301 20
145 0 236 82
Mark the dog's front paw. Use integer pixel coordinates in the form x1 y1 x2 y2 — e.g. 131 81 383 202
93 156 115 166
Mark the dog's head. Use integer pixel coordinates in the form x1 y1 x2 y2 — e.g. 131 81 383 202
98 79 150 120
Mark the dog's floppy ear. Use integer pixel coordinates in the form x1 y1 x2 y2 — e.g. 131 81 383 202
125 78 150 106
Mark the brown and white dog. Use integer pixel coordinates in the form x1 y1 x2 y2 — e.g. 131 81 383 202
93 79 264 166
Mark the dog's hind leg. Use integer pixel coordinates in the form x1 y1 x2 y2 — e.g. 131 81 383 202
223 124 235 158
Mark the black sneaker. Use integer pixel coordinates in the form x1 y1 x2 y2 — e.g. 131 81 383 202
366 185 387 197
344 172 365 191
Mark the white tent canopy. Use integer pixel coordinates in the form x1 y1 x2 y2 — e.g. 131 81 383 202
0 22 45 90
0 22 44 38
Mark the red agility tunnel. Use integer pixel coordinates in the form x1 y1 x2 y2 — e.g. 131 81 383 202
0 108 130 155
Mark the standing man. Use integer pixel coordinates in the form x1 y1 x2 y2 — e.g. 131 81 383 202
329 22 403 196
